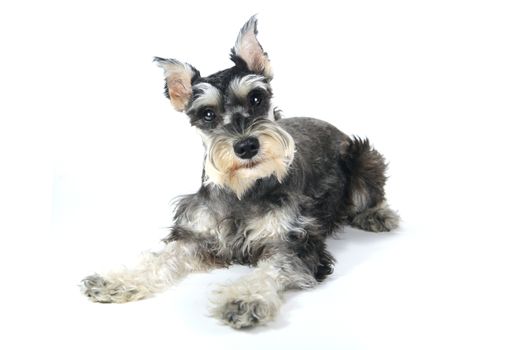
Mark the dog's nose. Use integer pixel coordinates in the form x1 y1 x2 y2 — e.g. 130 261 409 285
233 137 260 159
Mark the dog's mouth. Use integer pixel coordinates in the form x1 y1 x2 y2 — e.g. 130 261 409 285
231 159 262 172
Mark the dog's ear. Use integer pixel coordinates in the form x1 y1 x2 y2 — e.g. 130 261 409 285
231 15 272 79
154 57 200 112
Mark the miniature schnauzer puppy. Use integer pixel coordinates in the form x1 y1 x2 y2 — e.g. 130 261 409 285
81 16 399 329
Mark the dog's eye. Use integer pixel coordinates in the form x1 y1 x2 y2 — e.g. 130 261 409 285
201 109 217 122
248 90 264 107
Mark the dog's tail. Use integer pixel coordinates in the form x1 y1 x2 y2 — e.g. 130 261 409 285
339 137 399 232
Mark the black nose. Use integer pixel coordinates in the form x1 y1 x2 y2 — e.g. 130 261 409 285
233 137 260 159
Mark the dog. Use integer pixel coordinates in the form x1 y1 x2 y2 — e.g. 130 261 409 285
81 16 400 329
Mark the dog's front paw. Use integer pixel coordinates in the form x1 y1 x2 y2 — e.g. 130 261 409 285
80 274 140 303
215 298 271 329
210 283 281 329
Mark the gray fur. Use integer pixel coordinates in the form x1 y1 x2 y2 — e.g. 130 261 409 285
351 205 400 232
81 16 400 329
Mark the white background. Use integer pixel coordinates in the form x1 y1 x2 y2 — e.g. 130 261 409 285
1 1 524 349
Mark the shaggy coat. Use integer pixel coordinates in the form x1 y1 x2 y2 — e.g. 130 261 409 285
81 16 399 330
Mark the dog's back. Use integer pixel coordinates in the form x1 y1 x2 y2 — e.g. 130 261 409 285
279 117 397 234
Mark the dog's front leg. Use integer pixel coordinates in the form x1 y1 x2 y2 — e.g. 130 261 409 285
210 252 318 329
81 240 215 303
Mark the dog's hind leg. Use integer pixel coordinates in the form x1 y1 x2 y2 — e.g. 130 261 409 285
81 240 217 303
350 202 400 232
341 137 400 232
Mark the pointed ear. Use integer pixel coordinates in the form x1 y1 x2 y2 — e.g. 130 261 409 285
231 15 273 78
153 57 199 112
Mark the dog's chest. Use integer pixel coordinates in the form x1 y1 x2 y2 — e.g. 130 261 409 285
236 208 294 245
210 206 298 261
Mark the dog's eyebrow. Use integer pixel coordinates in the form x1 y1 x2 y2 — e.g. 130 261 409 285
228 74 269 98
188 83 222 112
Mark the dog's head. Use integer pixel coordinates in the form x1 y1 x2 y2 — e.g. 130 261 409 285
155 16 294 198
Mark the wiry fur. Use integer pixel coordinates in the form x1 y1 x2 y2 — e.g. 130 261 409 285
81 15 400 329
204 119 295 198
81 241 216 303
